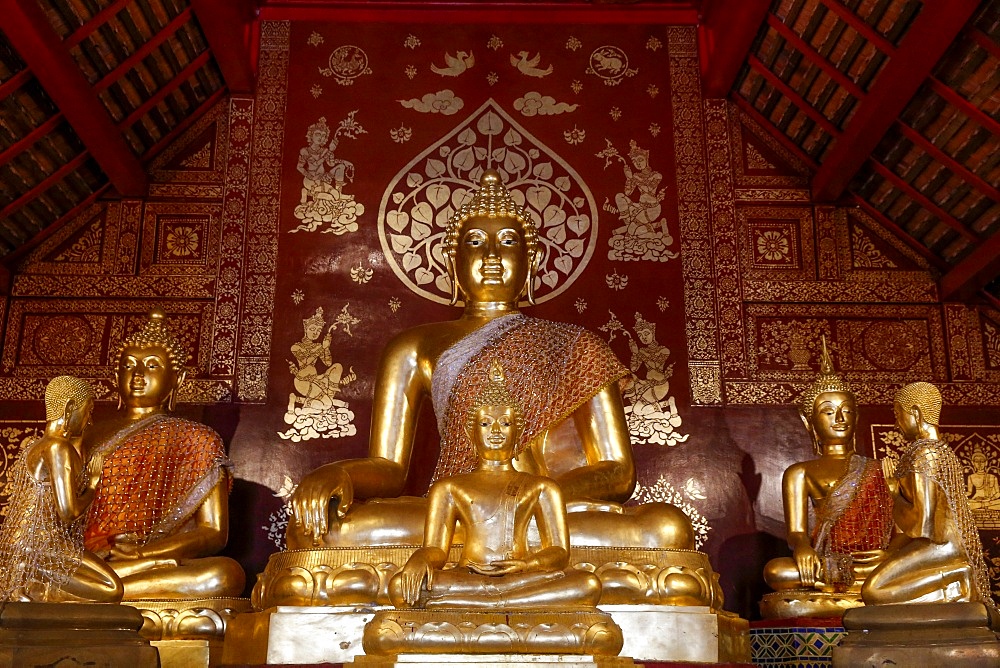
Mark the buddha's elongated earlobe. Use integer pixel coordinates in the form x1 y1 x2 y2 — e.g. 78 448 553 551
167 370 188 412
525 251 539 305
446 254 460 305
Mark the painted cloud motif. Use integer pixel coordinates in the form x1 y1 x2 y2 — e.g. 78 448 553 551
398 90 465 115
513 91 579 117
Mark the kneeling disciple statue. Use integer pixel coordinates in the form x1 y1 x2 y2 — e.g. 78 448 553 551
83 310 247 645
366 360 620 656
835 382 1000 666
761 340 893 619
0 377 123 603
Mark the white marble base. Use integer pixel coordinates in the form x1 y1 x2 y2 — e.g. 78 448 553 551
352 654 634 667
222 605 386 665
599 604 749 663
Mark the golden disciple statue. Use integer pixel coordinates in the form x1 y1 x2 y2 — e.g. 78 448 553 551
862 382 997 609
0 377 123 602
763 341 893 611
288 170 694 555
82 310 245 600
389 360 601 610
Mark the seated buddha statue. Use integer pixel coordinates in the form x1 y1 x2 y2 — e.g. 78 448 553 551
279 170 712 609
388 360 601 610
862 382 997 609
0 376 123 603
82 310 245 600
762 340 893 616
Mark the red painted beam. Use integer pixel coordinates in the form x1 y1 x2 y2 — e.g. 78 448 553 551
118 51 212 130
94 8 193 92
698 0 770 98
869 160 978 242
851 194 948 270
748 55 840 137
190 0 256 94
930 78 1000 138
731 96 820 171
941 231 1000 301
0 69 31 102
0 151 89 221
815 0 896 56
970 27 1000 62
811 0 980 202
257 2 700 24
765 14 866 100
0 113 63 169
2 0 147 196
897 122 1000 204
66 0 132 47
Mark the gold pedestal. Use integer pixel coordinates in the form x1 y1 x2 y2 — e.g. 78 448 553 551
254 545 721 608
759 589 864 619
353 654 635 667
0 602 159 667
132 597 252 641
362 608 623 656
834 602 1000 667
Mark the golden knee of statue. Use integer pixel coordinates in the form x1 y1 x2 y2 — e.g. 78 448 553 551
256 171 721 612
81 311 249 639
760 339 894 620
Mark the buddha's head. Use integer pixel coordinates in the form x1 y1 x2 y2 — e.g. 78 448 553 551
442 170 539 306
798 337 856 455
893 381 941 441
971 450 988 473
114 309 188 413
466 359 524 463
45 375 95 437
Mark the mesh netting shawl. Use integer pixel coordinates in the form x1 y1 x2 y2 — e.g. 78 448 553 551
84 414 231 554
431 314 628 484
0 446 86 600
813 455 893 556
897 438 997 610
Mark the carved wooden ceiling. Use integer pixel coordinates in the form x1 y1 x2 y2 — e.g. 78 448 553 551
0 0 997 304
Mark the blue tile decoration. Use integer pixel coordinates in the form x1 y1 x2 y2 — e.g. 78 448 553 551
750 622 845 667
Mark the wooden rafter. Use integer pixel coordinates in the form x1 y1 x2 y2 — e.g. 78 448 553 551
94 8 194 92
699 0 770 98
851 194 948 271
1 0 147 196
896 122 1000 204
748 55 840 136
868 160 978 243
941 231 1000 301
118 51 212 130
811 0 980 202
0 152 89 221
141 88 227 160
190 0 256 94
930 78 1000 138
732 97 820 171
764 14 866 100
815 0 896 55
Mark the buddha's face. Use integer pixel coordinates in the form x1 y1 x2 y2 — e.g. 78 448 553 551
893 400 921 441
810 391 856 448
470 403 518 462
972 454 988 473
455 215 529 304
117 343 178 410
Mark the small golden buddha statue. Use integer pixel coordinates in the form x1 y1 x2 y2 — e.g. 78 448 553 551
0 376 123 602
288 170 692 553
83 310 245 600
388 360 601 610
761 340 893 617
862 382 997 609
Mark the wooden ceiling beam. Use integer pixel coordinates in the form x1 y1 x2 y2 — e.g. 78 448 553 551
66 0 131 47
732 96 820 171
869 160 978 242
970 27 1000 62
941 231 1000 301
0 151 89 221
0 69 31 102
0 113 63 169
94 8 193 92
118 51 212 130
190 0 256 94
897 122 1000 204
815 0 896 55
141 88 226 160
748 55 840 136
2 0 147 196
930 78 1000 138
765 14 865 100
699 0 770 98
811 0 980 203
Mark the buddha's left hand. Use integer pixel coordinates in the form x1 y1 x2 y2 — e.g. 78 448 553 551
471 559 527 575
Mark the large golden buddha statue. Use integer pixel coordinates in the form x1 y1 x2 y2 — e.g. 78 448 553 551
862 382 996 608
761 341 893 618
83 310 245 601
0 376 122 603
288 170 693 553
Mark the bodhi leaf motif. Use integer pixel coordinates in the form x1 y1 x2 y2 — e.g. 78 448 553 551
378 99 598 305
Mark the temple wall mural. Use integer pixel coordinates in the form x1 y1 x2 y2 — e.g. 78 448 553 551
0 20 999 620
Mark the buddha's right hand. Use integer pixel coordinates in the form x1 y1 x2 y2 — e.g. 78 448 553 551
793 545 822 587
397 552 435 606
290 463 354 544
